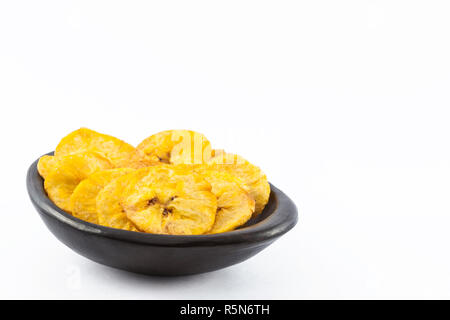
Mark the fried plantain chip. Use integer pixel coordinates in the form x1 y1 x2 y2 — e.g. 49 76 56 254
194 167 255 234
69 168 135 224
55 127 136 168
207 152 270 215
37 155 56 179
122 165 217 235
120 149 161 169
44 151 113 212
95 170 147 231
136 130 212 165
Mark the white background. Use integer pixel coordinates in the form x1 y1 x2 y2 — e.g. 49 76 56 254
1 1 450 299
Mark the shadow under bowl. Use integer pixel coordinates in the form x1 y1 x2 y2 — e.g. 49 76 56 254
26 153 298 276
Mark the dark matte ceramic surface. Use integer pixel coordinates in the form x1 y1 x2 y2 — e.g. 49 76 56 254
26 153 298 276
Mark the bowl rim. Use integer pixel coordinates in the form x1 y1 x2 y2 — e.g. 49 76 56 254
27 152 298 247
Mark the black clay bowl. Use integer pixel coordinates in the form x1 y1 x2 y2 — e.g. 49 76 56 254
26 153 298 276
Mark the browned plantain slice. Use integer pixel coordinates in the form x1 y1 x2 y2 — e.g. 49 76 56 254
44 151 113 212
69 168 135 224
122 165 217 235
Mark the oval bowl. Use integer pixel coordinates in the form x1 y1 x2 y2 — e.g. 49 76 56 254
26 153 298 276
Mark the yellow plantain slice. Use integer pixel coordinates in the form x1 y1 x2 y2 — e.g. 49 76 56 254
69 168 135 224
55 127 136 168
37 155 56 179
194 167 255 234
95 170 147 231
207 151 270 215
122 165 217 235
136 130 212 165
44 151 113 212
120 149 161 169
